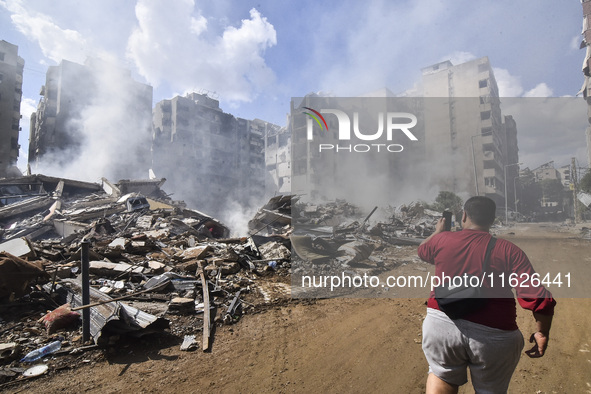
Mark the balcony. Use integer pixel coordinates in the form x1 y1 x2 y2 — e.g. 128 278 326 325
480 118 492 129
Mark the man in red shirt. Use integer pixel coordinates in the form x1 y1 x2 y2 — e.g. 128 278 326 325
418 196 555 394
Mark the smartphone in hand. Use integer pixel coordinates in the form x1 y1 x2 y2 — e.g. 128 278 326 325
442 211 452 231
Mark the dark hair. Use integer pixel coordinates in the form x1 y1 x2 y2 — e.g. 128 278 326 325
463 196 496 227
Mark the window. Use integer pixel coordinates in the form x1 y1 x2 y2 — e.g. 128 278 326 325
479 79 488 88
481 127 492 136
0 52 5 62
479 96 490 104
480 111 491 120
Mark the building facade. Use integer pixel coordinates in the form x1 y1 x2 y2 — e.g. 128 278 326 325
29 58 153 179
0 40 24 178
419 57 519 209
264 123 290 196
581 0 591 168
152 93 279 217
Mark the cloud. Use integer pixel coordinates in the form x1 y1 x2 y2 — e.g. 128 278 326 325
523 83 553 98
127 0 277 102
493 69 554 98
19 97 37 118
493 68 524 97
2 0 89 64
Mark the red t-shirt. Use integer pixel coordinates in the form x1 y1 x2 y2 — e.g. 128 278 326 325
418 229 556 330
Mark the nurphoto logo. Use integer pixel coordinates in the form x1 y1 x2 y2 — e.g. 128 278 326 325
303 107 419 153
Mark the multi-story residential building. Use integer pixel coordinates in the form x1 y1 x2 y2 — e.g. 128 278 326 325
419 57 519 209
531 161 560 182
264 123 290 196
0 40 24 178
557 164 571 188
152 92 278 217
581 0 591 168
28 58 153 179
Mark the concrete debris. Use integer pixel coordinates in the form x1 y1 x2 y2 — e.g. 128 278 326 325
248 194 293 237
0 174 294 386
0 174 445 384
0 343 19 362
180 334 199 351
291 200 440 281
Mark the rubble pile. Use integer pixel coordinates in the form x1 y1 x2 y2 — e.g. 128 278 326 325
290 201 439 280
294 199 360 227
0 175 293 387
0 175 442 386
374 202 443 238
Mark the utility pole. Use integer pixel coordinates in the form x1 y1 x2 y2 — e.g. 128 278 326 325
572 157 579 223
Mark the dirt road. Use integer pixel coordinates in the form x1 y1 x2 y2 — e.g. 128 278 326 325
11 223 591 393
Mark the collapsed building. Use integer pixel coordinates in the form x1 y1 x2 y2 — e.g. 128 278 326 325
152 92 283 218
0 175 292 353
0 174 456 387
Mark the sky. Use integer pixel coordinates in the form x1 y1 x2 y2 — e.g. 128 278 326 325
1 0 589 174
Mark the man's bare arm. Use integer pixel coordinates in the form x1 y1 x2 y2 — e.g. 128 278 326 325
525 312 553 358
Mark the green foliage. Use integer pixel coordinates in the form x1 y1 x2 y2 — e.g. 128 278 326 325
515 171 540 215
580 170 591 193
431 191 463 213
539 179 564 203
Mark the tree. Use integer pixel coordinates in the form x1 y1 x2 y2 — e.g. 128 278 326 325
431 191 463 213
580 169 591 193
515 171 541 215
539 179 564 207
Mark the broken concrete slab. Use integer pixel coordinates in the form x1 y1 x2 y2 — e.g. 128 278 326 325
88 261 145 277
175 245 211 261
167 297 195 314
52 220 90 239
0 237 36 259
258 241 290 261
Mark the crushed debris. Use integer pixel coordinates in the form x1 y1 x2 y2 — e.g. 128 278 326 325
0 174 293 387
0 175 452 387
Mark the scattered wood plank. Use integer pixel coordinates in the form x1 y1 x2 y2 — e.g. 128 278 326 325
198 261 211 352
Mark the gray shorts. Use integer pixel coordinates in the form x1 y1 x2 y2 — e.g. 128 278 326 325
422 308 524 393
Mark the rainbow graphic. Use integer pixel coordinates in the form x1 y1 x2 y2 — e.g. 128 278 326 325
303 107 329 131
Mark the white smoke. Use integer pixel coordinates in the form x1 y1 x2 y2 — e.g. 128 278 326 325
127 0 277 102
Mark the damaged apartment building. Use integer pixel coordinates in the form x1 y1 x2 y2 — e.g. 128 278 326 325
21 53 282 220
152 93 282 217
418 57 519 209
580 0 591 167
264 123 290 195
0 40 24 178
28 58 154 180
288 57 519 210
